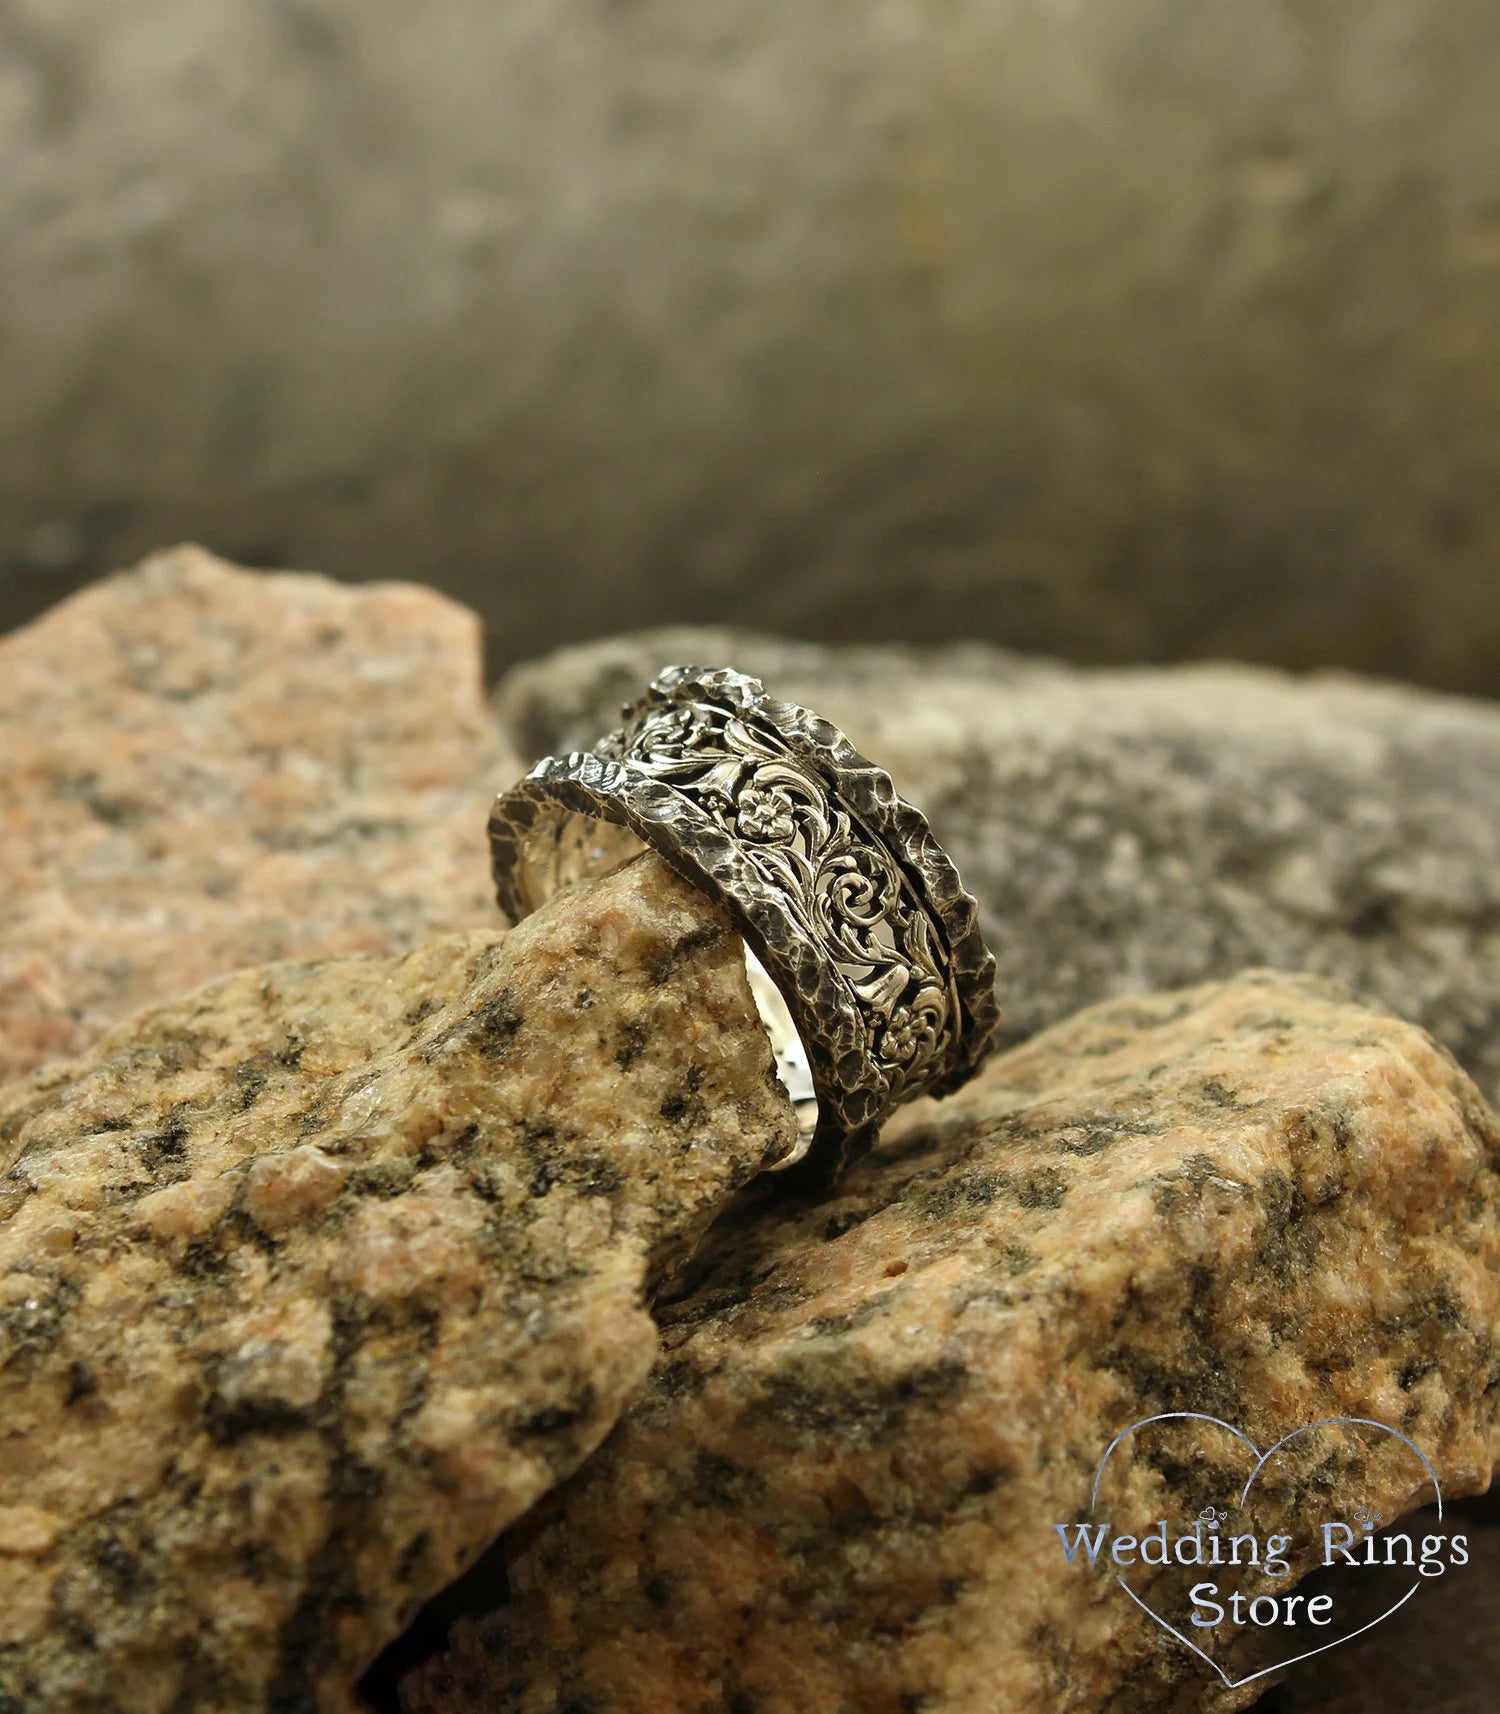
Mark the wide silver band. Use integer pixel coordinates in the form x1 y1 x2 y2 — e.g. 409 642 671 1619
488 665 1001 1172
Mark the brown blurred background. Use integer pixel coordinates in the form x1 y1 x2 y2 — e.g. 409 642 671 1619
2 0 1498 687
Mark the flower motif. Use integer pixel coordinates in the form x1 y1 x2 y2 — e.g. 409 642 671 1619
880 1005 921 1065
736 775 798 843
877 993 943 1070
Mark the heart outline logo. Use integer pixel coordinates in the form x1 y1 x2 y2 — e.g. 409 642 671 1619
1090 1412 1444 1689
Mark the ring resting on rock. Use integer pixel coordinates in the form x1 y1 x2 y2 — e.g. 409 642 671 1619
488 664 1001 1172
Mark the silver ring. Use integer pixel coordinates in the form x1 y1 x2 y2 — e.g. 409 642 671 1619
488 665 1000 1172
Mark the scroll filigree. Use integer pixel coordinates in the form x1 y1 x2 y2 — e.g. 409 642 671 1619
607 692 955 1089
490 665 1000 1171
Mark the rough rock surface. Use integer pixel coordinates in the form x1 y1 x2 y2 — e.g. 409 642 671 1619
405 972 1500 1714
0 545 514 1086
499 629 1500 1110
0 852 794 1713
6 2 1500 698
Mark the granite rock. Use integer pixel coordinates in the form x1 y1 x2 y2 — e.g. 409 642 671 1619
0 545 514 1086
405 972 1500 1714
498 630 1500 1111
0 851 794 1713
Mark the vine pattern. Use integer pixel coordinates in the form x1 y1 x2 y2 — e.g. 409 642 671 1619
601 696 954 1086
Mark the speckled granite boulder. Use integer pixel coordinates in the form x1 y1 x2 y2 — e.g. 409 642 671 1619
405 972 1500 1714
0 852 793 1714
498 630 1500 1110
0 545 514 1086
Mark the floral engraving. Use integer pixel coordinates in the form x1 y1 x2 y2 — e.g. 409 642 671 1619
735 772 800 843
614 687 956 1094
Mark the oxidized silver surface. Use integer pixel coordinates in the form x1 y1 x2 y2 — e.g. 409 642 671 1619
488 665 1000 1171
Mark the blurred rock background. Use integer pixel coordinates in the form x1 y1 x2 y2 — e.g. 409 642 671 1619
2 0 1499 685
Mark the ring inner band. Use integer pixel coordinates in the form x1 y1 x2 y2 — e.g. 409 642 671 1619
509 804 820 1166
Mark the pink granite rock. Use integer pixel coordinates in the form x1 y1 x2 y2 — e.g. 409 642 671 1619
0 545 514 1085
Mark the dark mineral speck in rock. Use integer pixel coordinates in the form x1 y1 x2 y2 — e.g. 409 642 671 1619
0 853 793 1714
405 971 1500 1714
